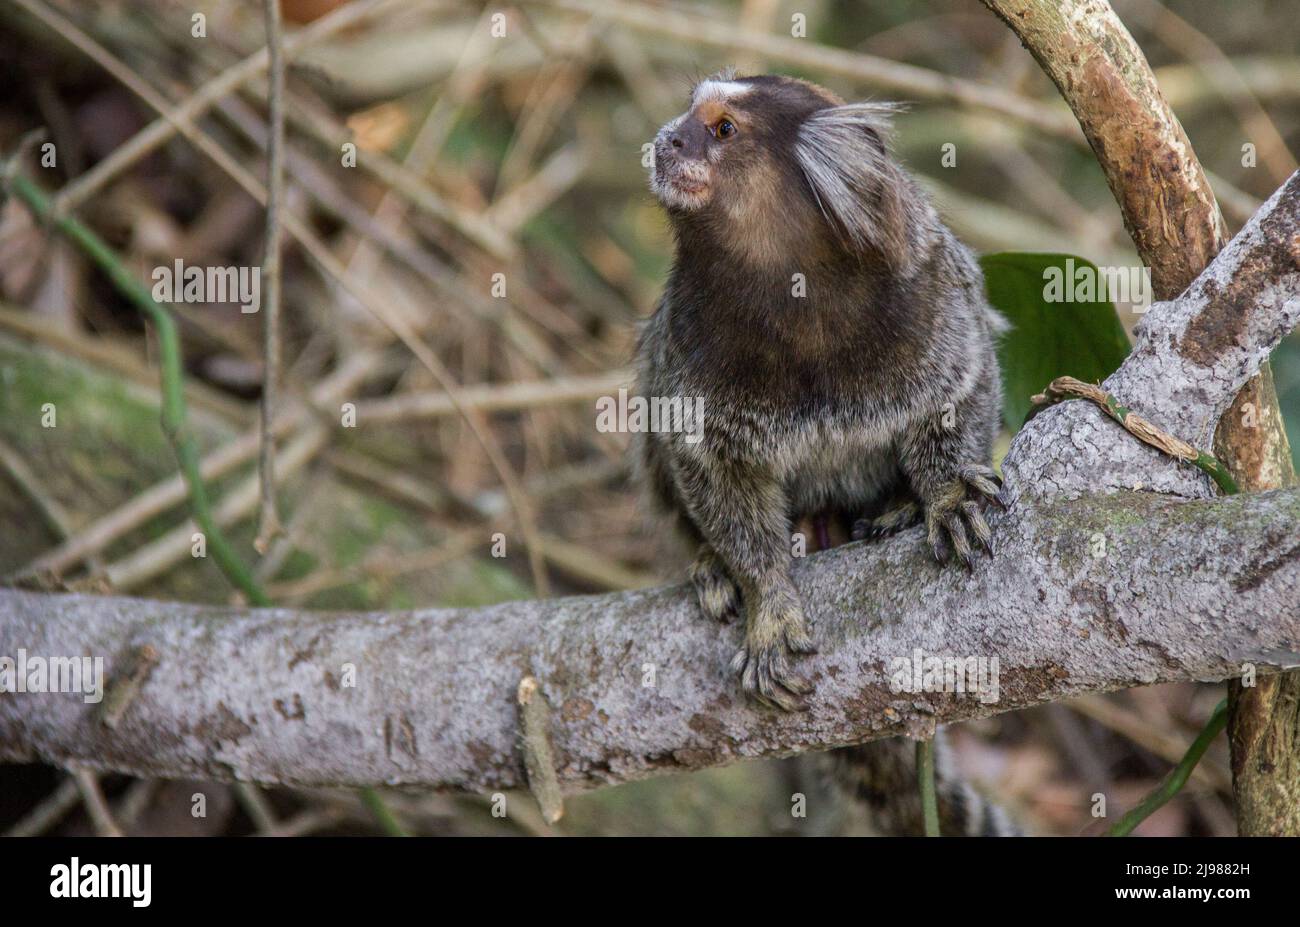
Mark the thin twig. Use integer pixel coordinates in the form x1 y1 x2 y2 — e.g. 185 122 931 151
517 676 565 825
255 0 286 553
1029 376 1239 494
266 806 347 838
1069 694 1232 793
355 369 629 422
99 644 161 730
0 436 76 538
113 779 159 831
536 533 658 590
234 782 280 835
71 767 124 837
4 776 80 837
488 143 592 234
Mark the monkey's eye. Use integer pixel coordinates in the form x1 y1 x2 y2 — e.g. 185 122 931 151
715 119 737 140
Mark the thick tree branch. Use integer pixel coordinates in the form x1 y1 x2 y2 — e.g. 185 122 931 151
1005 170 1300 504
979 0 1227 295
1 488 1298 793
979 1 1295 486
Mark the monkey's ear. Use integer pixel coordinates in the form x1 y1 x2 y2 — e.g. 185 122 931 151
795 103 914 269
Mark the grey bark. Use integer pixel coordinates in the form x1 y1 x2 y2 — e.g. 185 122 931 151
1004 171 1300 505
1 172 1299 796
1 488 1298 794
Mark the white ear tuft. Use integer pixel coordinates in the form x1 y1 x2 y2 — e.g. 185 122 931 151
795 103 913 265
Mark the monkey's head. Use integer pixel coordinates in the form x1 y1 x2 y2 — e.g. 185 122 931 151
649 72 919 270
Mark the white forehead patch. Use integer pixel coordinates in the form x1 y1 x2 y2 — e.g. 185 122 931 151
692 80 751 106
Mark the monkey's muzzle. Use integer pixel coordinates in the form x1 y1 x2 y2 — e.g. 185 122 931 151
650 131 711 209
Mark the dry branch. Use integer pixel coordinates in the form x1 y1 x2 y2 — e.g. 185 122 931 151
0 488 1297 792
255 0 288 552
979 0 1227 297
1006 170 1300 505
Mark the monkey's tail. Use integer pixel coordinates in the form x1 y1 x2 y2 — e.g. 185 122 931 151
818 733 1022 836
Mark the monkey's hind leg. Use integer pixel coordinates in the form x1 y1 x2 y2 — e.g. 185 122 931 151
675 454 815 711
850 501 921 541
727 578 817 711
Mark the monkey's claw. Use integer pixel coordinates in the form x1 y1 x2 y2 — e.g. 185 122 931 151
925 466 1002 568
729 608 816 711
959 464 1006 508
730 641 812 711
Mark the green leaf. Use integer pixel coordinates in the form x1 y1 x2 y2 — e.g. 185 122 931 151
1269 332 1300 471
979 252 1132 430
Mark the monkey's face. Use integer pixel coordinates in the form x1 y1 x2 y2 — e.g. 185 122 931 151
649 80 742 212
647 74 910 268
649 74 831 215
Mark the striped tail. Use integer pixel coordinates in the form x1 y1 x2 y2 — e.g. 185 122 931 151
818 733 1022 836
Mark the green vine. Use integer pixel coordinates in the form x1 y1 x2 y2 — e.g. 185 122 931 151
1106 699 1229 837
917 739 940 836
4 166 408 837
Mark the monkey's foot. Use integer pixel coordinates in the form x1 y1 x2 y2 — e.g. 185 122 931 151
689 547 740 623
729 596 816 711
851 501 921 541
924 465 1004 568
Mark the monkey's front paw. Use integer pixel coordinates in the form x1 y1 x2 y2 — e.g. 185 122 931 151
689 546 740 623
924 465 1004 568
729 600 816 711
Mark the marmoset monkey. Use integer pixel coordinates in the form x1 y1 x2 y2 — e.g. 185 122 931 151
637 72 1006 712
634 70 1014 835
